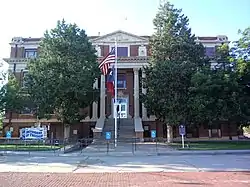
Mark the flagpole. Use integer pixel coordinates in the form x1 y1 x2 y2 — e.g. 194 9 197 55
114 38 118 147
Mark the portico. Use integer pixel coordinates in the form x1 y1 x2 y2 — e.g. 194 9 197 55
91 65 148 119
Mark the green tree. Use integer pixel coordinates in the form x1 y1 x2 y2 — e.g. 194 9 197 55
25 19 100 128
232 27 250 60
189 44 242 140
232 27 250 128
0 72 26 134
143 2 205 142
0 112 3 132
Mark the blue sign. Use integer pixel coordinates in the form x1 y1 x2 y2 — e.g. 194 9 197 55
21 128 44 140
151 130 156 138
6 131 11 139
106 132 111 140
179 125 186 136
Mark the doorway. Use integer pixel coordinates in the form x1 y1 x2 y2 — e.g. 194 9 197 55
113 98 128 118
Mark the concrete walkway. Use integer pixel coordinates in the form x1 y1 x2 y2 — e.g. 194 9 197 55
0 154 249 173
1 141 250 157
79 141 250 157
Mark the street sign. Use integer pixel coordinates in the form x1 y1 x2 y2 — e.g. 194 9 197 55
6 131 11 139
179 125 186 148
106 132 111 140
151 130 156 138
179 125 186 136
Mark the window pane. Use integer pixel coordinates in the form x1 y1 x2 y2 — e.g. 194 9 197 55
117 74 126 88
205 47 215 57
111 47 128 57
121 104 126 111
25 49 37 58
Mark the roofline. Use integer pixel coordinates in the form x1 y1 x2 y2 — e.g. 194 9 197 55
91 30 149 42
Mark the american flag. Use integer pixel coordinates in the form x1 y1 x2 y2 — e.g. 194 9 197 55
99 48 115 75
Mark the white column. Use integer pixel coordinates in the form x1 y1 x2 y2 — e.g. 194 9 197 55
91 79 98 120
141 70 148 119
133 68 139 118
100 75 106 117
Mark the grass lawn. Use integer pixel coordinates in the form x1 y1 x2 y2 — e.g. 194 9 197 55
0 144 62 151
170 141 250 150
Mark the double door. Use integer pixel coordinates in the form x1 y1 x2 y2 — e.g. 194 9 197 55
113 98 128 118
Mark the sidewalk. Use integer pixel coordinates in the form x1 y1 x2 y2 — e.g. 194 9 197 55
157 149 250 156
1 144 250 157
79 142 250 157
78 149 250 157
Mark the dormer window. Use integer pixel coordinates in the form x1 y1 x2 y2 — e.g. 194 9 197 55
25 49 37 58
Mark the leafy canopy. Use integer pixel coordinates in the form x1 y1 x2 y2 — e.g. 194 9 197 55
150 2 204 63
0 72 25 114
189 45 240 125
143 2 205 125
25 19 100 124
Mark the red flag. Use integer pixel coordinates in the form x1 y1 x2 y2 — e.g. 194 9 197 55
106 66 115 96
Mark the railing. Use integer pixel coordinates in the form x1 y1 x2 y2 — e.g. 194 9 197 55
0 137 93 155
4 56 150 64
97 56 149 62
77 137 174 155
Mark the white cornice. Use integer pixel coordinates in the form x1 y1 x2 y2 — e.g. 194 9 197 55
4 57 149 72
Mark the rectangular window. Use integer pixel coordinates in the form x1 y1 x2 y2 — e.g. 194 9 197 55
25 49 37 58
205 47 215 57
111 47 128 57
20 107 33 114
117 74 126 89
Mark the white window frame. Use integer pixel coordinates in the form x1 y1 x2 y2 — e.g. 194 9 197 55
25 49 37 58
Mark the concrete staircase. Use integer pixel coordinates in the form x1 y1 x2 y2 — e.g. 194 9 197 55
86 118 136 151
118 118 135 139
101 118 135 139
102 118 115 139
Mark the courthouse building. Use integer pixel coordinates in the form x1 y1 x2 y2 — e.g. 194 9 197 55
2 30 238 140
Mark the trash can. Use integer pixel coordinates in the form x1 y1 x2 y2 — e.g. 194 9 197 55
54 139 59 146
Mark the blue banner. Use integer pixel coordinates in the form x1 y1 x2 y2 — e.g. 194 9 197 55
21 128 44 140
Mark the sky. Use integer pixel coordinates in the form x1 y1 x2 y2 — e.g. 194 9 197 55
0 0 249 60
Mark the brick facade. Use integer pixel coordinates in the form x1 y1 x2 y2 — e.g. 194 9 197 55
3 31 235 140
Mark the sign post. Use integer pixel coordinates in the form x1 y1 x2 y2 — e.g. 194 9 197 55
151 130 156 139
105 132 111 154
151 130 158 152
6 131 11 139
179 125 186 148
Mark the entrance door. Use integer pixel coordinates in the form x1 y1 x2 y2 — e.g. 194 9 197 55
113 98 128 118
118 102 127 118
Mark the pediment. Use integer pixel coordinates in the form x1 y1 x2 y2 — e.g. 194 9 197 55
91 30 149 43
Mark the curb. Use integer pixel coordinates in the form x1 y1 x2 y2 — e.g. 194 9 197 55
157 150 250 156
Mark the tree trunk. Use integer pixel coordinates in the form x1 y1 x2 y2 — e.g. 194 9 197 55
2 111 12 136
166 124 173 143
64 123 70 140
228 121 232 140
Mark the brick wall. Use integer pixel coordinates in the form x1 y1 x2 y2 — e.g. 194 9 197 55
130 45 139 56
10 46 25 58
101 45 109 56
